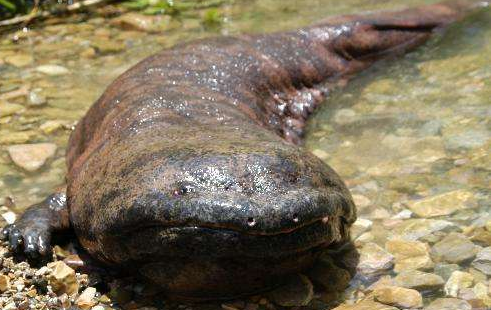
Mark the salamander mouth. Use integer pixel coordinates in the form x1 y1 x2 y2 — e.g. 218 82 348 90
103 215 348 264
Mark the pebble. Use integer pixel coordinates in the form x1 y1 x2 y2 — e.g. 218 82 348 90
471 247 491 275
28 89 47 106
268 274 313 306
407 190 476 218
431 232 478 263
110 12 171 33
373 286 423 309
424 298 471 310
0 102 25 117
385 239 433 272
357 242 394 275
1 211 16 224
434 263 460 281
444 271 474 297
91 40 125 55
7 143 57 172
389 219 455 241
351 218 373 239
394 270 444 290
75 287 97 309
333 109 357 125
35 64 70 76
0 274 10 292
5 54 34 67
47 261 79 295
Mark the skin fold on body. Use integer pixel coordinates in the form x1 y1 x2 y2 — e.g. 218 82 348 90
2 0 487 300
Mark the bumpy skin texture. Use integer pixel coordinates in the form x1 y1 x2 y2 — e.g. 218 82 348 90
2 0 483 300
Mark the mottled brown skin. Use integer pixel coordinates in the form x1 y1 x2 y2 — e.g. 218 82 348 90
2 0 484 300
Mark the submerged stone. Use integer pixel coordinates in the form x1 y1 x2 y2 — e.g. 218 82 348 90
407 190 476 218
431 233 478 264
394 270 444 291
471 247 491 276
7 143 57 172
357 243 394 275
373 286 423 309
424 298 471 310
444 271 474 297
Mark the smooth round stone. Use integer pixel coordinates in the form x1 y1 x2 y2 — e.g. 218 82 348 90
35 64 70 76
332 299 398 310
7 143 57 172
385 239 433 272
373 286 423 309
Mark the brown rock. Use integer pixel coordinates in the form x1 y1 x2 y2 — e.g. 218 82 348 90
48 261 79 295
373 286 423 309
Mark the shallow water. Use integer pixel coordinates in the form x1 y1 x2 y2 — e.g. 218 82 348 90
0 0 490 308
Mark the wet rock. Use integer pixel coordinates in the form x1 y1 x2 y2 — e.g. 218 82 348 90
75 287 97 309
394 270 444 291
385 239 433 272
0 102 25 118
431 232 478 264
357 243 394 275
268 274 313 306
91 40 124 55
0 131 32 144
28 89 47 106
434 263 460 281
407 190 476 218
444 271 474 297
0 274 10 292
373 286 423 309
472 282 491 307
333 299 398 310
40 120 70 134
352 194 371 210
47 261 79 295
334 109 357 125
424 298 471 310
36 64 69 76
444 129 489 150
110 13 172 33
1 212 16 227
5 54 33 67
307 254 351 292
7 143 57 172
389 219 455 241
351 218 373 239
471 247 491 275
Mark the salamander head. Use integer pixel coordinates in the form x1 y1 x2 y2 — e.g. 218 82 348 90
69 132 356 299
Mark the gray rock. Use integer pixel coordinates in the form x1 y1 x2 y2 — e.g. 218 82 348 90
471 247 491 275
431 233 478 263
407 190 476 218
357 242 394 275
390 219 455 241
434 263 460 281
394 270 444 291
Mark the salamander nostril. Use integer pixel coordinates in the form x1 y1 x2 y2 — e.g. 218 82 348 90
292 213 299 223
247 217 256 227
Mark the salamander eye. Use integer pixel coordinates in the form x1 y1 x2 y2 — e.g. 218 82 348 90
247 217 256 227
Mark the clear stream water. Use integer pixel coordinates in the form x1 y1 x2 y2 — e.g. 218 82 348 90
0 0 490 307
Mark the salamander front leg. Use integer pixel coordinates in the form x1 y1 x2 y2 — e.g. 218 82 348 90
1 192 70 261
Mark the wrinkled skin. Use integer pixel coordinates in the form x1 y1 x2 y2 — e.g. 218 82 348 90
2 0 484 300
